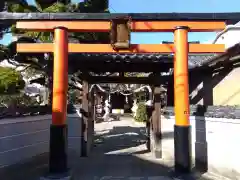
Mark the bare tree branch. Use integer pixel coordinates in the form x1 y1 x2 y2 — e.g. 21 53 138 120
17 64 32 72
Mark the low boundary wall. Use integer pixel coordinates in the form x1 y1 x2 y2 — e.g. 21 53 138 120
0 113 82 168
161 115 240 179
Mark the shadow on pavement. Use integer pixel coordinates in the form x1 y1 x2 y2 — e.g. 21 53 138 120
94 126 148 154
74 124 215 180
1 122 216 180
0 153 49 180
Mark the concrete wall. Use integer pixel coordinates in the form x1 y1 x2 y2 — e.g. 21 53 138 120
161 115 240 179
188 66 240 106
212 67 240 105
214 24 240 49
0 113 82 168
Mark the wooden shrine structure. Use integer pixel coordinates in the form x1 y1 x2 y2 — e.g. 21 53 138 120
1 12 240 179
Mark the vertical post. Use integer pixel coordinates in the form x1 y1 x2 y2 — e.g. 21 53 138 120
88 85 95 150
173 26 191 173
81 81 89 157
48 27 69 177
151 86 162 158
145 86 153 151
93 92 97 125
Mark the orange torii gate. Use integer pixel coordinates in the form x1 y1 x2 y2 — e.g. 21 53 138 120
2 12 235 179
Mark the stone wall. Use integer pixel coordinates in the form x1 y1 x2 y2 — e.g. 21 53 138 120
160 115 240 179
0 113 82 168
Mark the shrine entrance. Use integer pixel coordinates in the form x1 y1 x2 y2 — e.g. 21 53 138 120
3 11 234 179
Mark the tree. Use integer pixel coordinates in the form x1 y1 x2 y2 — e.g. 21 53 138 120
0 44 9 60
7 0 109 43
134 102 147 122
0 93 40 107
0 63 40 108
0 0 29 39
0 66 25 94
3 0 110 104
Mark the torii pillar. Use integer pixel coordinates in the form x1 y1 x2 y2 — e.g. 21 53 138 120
47 27 69 179
174 26 191 173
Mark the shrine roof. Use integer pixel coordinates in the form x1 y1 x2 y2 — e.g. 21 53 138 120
69 53 217 69
70 42 240 71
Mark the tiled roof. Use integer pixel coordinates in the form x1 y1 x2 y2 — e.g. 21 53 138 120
72 53 173 61
70 53 217 69
188 54 218 69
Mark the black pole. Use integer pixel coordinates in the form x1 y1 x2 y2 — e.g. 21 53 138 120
174 125 191 173
49 124 68 174
41 124 70 180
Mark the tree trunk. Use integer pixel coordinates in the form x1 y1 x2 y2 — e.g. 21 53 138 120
47 70 53 105
48 78 53 105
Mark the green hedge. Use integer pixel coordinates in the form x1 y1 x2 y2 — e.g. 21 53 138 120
134 102 147 122
0 93 40 107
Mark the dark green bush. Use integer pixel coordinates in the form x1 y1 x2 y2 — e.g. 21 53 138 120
0 93 40 107
134 91 147 103
0 67 25 94
134 102 147 122
68 89 81 104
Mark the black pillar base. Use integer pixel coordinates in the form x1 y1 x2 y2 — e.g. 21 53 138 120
49 124 68 174
153 132 162 159
145 121 151 151
174 125 192 173
195 141 208 173
153 149 162 159
40 171 71 180
81 120 87 157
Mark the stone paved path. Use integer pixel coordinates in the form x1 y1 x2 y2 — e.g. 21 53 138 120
1 116 221 180
73 116 173 180
71 116 219 180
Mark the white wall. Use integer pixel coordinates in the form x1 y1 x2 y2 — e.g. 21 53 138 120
160 115 240 179
214 23 240 48
0 113 82 168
